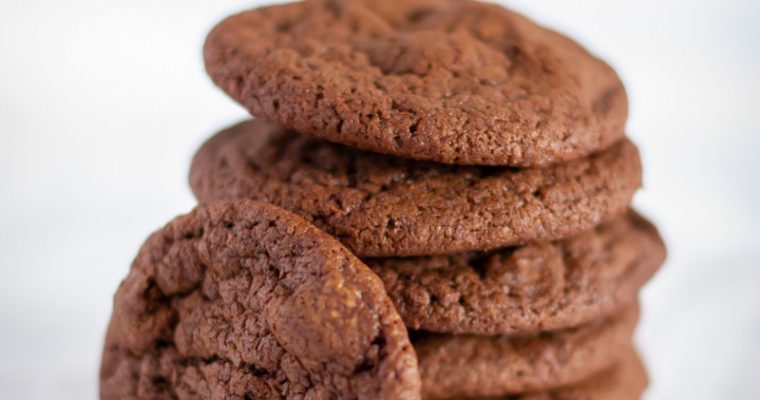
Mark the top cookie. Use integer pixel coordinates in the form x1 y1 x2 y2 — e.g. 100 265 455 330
100 200 420 399
204 0 627 166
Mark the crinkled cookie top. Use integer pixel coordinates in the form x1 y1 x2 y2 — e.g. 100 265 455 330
204 0 627 166
100 200 420 400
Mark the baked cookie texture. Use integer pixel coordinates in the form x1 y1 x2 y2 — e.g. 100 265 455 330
101 0 666 398
416 306 638 399
459 348 648 400
204 0 627 166
371 211 665 334
100 201 420 400
190 119 641 257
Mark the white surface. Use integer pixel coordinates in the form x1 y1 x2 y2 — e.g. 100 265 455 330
1 0 758 398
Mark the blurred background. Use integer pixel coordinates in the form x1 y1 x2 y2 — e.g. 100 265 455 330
1 0 758 398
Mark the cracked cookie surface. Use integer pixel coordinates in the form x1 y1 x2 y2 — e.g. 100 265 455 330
416 305 638 399
190 119 641 257
204 0 627 166
100 200 420 400
370 211 665 334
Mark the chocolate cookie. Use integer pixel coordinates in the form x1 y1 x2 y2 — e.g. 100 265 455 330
204 0 627 166
99 200 420 399
461 348 647 400
190 119 641 257
516 348 648 400
416 306 638 399
371 211 665 334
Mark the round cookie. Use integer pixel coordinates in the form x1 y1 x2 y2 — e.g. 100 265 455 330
516 348 647 400
190 119 641 257
204 0 627 166
459 348 647 400
371 211 665 334
416 306 638 399
99 200 420 400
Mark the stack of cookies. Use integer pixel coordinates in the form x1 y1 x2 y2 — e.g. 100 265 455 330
100 1 666 399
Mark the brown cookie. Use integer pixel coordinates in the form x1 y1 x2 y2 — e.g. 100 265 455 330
190 119 641 257
416 306 638 399
204 0 627 166
371 211 665 334
459 348 647 400
99 200 420 400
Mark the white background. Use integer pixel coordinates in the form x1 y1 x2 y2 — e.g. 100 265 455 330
1 0 759 398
